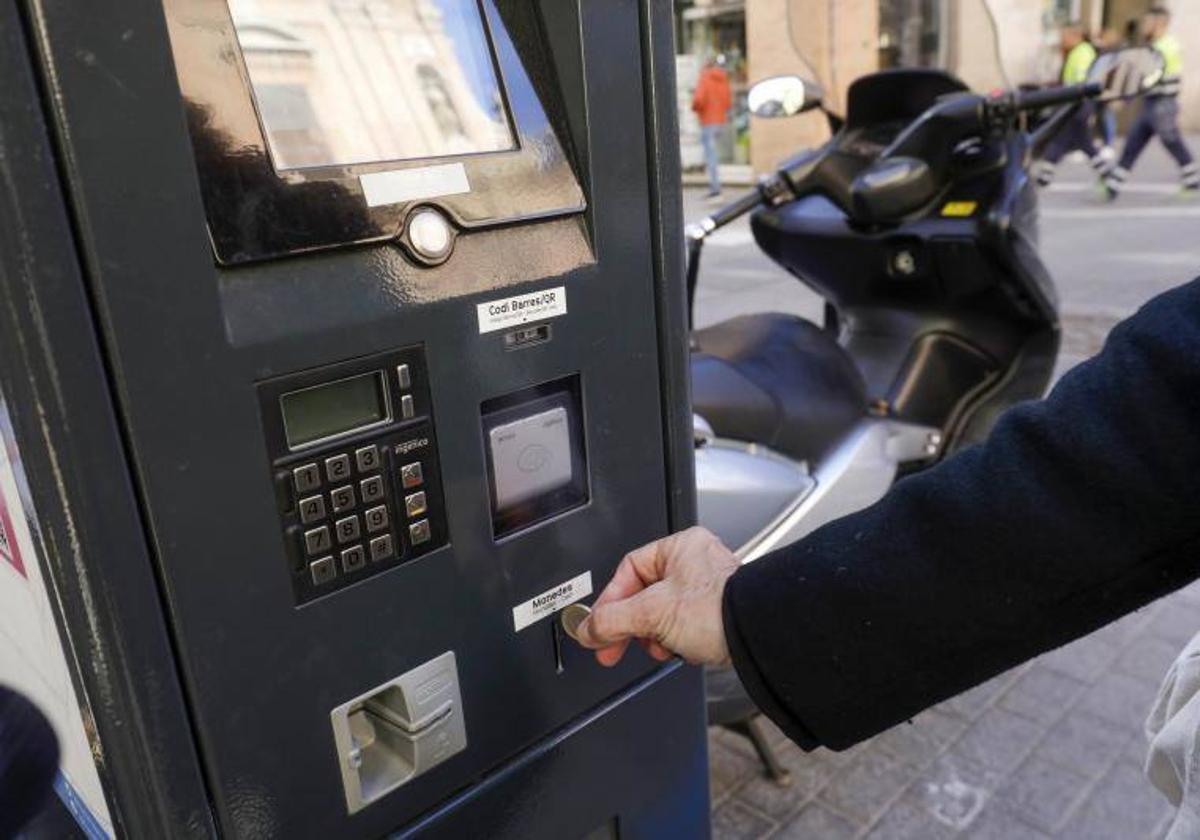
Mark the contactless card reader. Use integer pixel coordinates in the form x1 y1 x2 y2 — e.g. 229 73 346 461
489 407 573 509
482 378 589 538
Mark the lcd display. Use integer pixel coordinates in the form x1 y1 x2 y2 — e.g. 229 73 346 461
226 0 516 170
280 372 389 448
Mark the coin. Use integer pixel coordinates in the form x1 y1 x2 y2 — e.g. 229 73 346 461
560 603 591 642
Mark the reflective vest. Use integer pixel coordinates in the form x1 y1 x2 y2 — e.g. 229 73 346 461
1062 41 1097 85
1154 34 1184 96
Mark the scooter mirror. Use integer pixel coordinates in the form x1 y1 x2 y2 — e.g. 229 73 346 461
1089 47 1166 102
748 75 824 118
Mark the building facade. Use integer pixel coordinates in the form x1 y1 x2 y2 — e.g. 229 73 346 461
676 0 1200 177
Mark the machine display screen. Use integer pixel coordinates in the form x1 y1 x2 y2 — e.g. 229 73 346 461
226 0 516 170
280 372 389 448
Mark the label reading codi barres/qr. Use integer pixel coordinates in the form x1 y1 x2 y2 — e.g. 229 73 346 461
512 571 592 632
477 286 566 334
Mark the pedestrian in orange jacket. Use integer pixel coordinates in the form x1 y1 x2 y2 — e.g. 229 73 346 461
693 57 732 197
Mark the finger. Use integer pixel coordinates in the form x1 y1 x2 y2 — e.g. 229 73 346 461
592 539 669 608
646 640 673 661
575 588 664 649
595 640 630 667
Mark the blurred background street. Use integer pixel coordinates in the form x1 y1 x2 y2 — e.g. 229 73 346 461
693 142 1200 839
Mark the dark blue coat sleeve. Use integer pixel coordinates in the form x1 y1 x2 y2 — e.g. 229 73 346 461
722 278 1200 751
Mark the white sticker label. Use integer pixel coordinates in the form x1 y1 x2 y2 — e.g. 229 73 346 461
512 571 593 632
477 286 567 334
359 163 471 208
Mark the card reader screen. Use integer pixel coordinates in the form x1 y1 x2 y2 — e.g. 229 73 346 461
280 372 388 449
226 0 516 170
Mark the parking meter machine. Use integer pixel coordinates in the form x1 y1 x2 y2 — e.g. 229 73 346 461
0 0 707 836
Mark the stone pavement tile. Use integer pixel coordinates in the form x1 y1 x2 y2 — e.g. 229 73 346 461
1147 599 1200 648
1033 708 1129 778
1172 580 1200 609
997 665 1086 725
732 774 811 824
958 802 1052 840
995 755 1091 834
942 668 1023 721
859 793 955 840
712 798 776 840
1116 635 1186 684
1090 608 1155 649
945 707 1044 775
1038 633 1121 682
1076 669 1160 729
1122 729 1152 770
816 749 921 826
906 754 1003 832
720 730 845 807
710 735 761 803
770 802 859 840
873 708 968 767
1058 758 1173 840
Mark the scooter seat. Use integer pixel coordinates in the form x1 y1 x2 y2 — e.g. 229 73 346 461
691 314 867 465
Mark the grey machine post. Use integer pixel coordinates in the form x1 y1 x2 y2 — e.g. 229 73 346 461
0 0 708 836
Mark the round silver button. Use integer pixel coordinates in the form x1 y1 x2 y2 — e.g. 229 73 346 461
406 208 454 263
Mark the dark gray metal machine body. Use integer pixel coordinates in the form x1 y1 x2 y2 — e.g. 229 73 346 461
0 0 706 836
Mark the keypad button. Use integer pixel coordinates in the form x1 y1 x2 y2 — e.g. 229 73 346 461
401 394 415 420
298 495 326 525
310 556 336 585
330 485 356 514
400 462 424 489
355 445 380 473
409 519 431 546
293 463 321 494
369 534 395 562
397 364 412 389
365 505 389 534
326 454 352 483
335 516 361 544
361 475 385 503
341 545 366 573
405 491 428 518
304 526 332 556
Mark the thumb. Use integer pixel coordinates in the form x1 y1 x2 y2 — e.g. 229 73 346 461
575 588 666 650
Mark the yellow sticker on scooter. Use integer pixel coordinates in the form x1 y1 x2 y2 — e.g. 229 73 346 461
941 201 978 217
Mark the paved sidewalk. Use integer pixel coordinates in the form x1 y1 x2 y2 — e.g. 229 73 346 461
691 140 1200 838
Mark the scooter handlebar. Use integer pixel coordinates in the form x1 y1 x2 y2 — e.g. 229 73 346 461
1010 81 1103 112
707 187 766 229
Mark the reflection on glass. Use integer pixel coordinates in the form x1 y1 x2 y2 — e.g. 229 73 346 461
226 0 515 170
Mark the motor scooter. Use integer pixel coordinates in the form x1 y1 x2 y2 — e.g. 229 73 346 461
688 48 1165 781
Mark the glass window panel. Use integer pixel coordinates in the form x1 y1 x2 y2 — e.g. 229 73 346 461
227 0 516 170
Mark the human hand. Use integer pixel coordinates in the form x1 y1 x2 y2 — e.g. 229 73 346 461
574 527 739 667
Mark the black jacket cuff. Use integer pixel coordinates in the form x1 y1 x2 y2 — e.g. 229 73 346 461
722 576 821 750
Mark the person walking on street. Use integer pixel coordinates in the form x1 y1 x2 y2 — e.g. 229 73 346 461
1035 23 1109 188
692 56 732 199
1094 27 1125 160
1105 7 1200 199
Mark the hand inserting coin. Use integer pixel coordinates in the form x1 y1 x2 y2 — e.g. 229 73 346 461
560 603 591 643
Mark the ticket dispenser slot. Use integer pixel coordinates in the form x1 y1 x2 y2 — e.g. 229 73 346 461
331 652 467 814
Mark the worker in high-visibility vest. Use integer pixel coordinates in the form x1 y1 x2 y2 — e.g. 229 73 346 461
1105 6 1199 199
1035 23 1110 188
